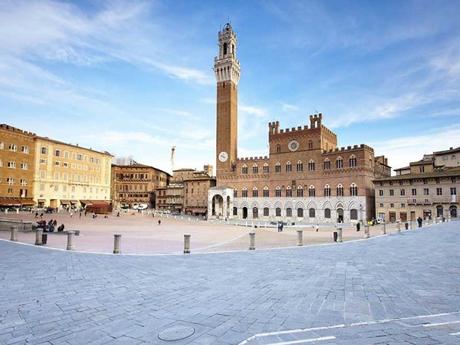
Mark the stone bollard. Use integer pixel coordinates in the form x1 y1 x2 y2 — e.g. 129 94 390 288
397 221 401 234
35 229 43 245
66 231 75 251
337 227 343 243
249 232 255 250
113 234 121 254
364 225 370 238
183 234 191 254
297 230 303 246
10 226 18 242
382 222 387 235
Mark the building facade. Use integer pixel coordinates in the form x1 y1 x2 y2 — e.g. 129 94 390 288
32 137 113 209
375 148 459 222
111 162 170 208
184 166 216 216
0 124 36 207
208 24 391 223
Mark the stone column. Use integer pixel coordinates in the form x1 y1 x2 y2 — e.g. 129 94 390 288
183 234 191 254
297 230 303 246
113 234 121 254
337 227 343 243
364 225 370 238
397 221 401 233
10 226 18 242
35 229 43 245
66 231 75 251
382 222 386 235
249 232 255 250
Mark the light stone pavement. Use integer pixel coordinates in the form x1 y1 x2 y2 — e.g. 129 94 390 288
0 222 459 345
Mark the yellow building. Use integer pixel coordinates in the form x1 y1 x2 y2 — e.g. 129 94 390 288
33 137 113 209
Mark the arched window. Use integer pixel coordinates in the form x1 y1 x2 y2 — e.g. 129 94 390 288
349 155 357 168
263 207 269 217
286 208 292 217
324 208 331 218
275 186 282 197
297 208 304 217
263 186 269 197
233 189 238 197
263 163 269 173
275 162 281 173
297 185 303 197
309 208 315 218
323 159 331 170
253 207 259 219
350 183 358 196
233 207 237 216
252 164 259 174
308 185 315 197
242 187 248 198
242 164 248 174
308 140 313 149
337 184 344 196
276 144 281 153
296 160 303 172
336 157 343 169
350 209 358 220
286 185 292 197
276 207 281 217
324 184 331 197
286 161 292 172
252 186 258 197
223 42 228 55
308 159 315 171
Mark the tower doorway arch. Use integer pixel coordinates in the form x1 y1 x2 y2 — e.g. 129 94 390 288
211 195 224 217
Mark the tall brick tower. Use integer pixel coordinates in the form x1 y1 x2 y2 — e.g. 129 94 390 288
214 23 240 178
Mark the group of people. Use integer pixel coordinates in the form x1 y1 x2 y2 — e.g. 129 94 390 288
36 219 65 232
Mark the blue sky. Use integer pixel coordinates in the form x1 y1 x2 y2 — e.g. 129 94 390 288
1 0 459 172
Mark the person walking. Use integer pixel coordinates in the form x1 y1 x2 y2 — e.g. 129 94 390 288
158 219 161 226
356 222 361 232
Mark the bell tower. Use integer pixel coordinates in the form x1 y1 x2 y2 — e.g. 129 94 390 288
214 23 240 178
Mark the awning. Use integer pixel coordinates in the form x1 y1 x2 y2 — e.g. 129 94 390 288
0 197 34 206
60 200 70 205
80 200 110 206
70 200 78 204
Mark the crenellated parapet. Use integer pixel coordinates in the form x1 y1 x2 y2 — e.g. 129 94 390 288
322 144 374 155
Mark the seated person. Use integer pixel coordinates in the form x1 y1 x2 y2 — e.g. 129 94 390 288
57 224 65 232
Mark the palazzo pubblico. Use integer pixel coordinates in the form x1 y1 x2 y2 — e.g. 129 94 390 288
208 24 391 224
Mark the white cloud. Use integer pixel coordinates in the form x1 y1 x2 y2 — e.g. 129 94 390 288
371 124 460 170
240 105 267 118
281 103 299 112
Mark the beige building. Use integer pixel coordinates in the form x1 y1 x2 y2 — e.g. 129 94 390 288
111 162 170 208
33 137 113 209
157 167 214 214
184 166 216 216
0 124 36 207
208 24 390 223
374 148 459 222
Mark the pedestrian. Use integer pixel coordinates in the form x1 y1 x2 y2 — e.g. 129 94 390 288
79 212 82 219
315 224 319 232
158 219 161 226
70 212 73 218
356 222 360 232
34 212 38 219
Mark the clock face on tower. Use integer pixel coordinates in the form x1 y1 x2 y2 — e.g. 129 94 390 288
288 140 300 152
218 151 229 162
